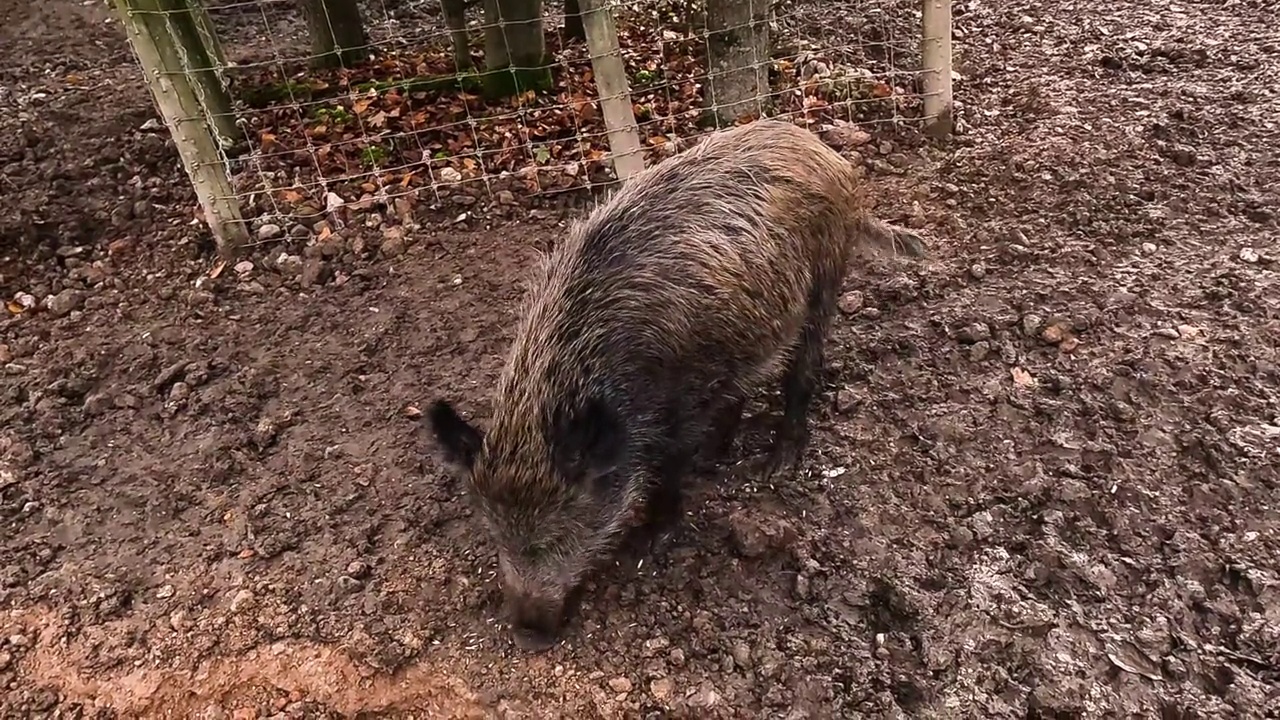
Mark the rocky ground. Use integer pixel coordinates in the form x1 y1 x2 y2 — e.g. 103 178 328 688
1 0 1278 718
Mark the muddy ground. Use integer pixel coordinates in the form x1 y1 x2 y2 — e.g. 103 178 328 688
2 0 1279 717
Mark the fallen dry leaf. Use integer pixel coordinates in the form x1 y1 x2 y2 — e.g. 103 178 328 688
1041 323 1069 344
1104 639 1163 681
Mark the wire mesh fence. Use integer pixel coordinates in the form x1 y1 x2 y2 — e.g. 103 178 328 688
114 0 952 256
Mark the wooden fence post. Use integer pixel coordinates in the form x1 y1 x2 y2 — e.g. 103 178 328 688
578 0 646 182
920 0 954 138
115 0 249 258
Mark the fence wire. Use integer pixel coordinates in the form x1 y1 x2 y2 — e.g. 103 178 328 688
118 0 950 246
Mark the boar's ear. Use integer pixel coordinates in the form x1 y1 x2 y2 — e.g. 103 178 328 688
428 400 484 474
552 396 624 485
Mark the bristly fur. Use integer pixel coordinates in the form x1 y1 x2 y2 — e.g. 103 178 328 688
428 119 929 650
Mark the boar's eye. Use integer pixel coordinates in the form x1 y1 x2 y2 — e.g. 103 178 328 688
522 543 549 562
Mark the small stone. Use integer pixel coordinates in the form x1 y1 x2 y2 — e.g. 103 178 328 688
837 291 864 315
1141 242 1158 254
257 224 284 242
83 392 113 415
438 167 463 184
794 573 811 599
0 345 12 364
8 634 30 648
730 642 752 669
1059 336 1080 352
316 238 343 258
821 126 872 149
229 588 255 613
1154 327 1181 339
380 231 407 258
188 290 215 306
642 636 670 658
969 263 986 279
860 307 881 320
1177 324 1200 339
650 677 673 701
114 393 141 410
46 289 85 317
689 683 722 709
1021 314 1043 336
345 560 370 578
275 253 304 277
253 417 279 448
1239 247 1260 263
728 512 769 558
451 194 477 206
956 322 991 344
185 362 211 387
234 260 254 275
154 360 190 389
300 259 331 287
669 648 686 666
969 510 994 539
1110 401 1137 421
156 584 176 599
169 382 192 402
0 651 11 670
607 676 633 694
496 190 517 205
335 575 362 593
834 387 859 414
289 224 311 239
968 341 991 362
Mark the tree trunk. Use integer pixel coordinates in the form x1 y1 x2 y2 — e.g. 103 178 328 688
299 0 370 69
440 0 474 71
704 0 770 126
563 0 584 42
482 0 553 99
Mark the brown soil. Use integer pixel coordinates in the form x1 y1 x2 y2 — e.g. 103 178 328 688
2 0 1278 718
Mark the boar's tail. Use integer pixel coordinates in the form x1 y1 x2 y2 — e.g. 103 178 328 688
850 214 930 259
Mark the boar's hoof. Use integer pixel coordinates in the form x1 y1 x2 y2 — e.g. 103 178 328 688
761 443 805 482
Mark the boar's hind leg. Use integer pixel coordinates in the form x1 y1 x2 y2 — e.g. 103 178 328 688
766 275 836 479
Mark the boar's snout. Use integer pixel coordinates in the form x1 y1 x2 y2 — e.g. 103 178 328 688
506 592 567 653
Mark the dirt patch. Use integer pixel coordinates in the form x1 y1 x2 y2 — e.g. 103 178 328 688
2 0 1279 718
